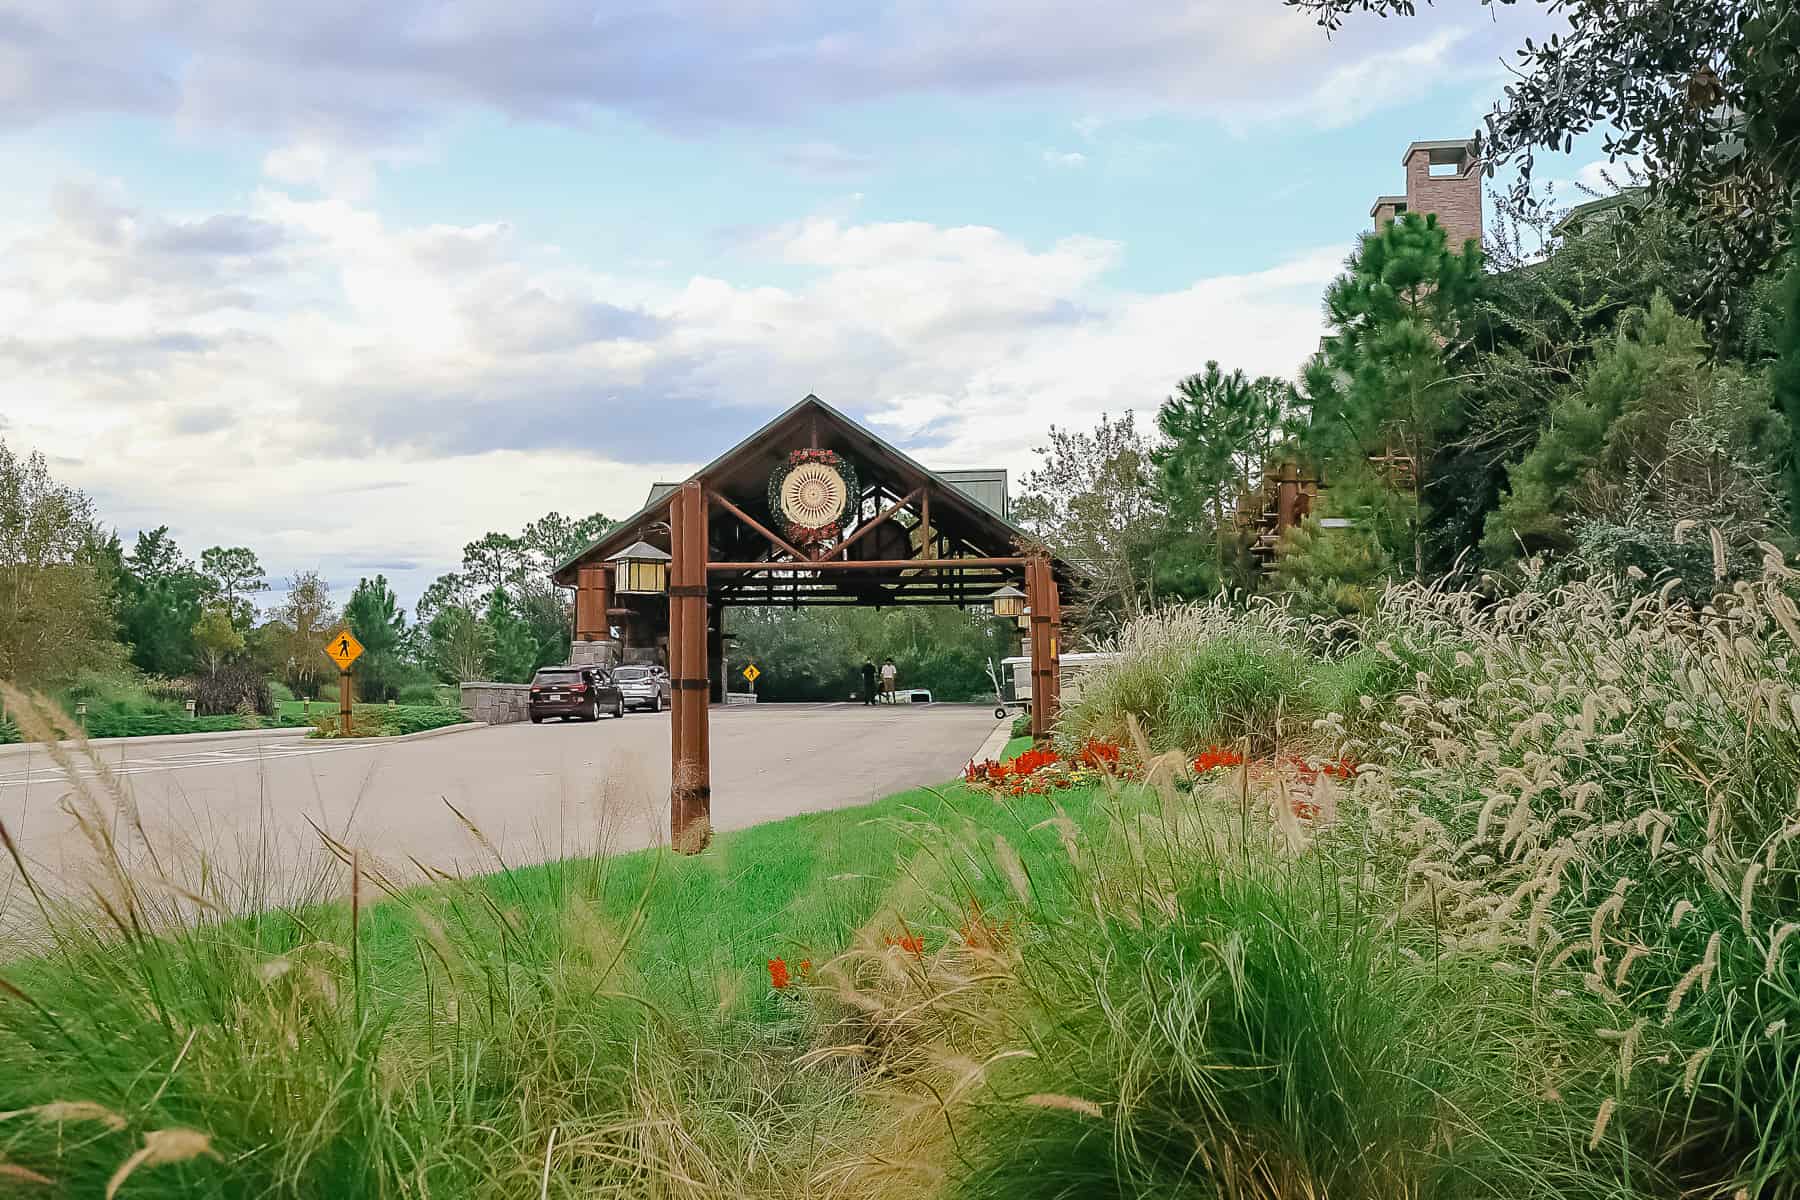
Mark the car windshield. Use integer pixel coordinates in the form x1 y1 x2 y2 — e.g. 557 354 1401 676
534 670 583 685
615 667 651 680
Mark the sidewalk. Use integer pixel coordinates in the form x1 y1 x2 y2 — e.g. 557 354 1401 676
967 719 1015 767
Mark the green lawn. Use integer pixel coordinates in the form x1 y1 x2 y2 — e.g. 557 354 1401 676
0 726 1155 1197
352 768 1109 1008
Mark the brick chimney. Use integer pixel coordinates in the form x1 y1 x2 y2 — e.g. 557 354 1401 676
1371 139 1482 251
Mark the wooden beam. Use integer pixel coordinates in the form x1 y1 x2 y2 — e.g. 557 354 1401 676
708 556 1025 572
824 487 922 561
707 489 811 564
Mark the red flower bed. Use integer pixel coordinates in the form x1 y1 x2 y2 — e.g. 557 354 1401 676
1192 746 1244 773
965 739 1129 794
1074 739 1123 769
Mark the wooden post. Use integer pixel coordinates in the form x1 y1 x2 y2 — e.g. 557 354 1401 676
1044 568 1063 728
1027 557 1058 741
1275 461 1300 533
575 563 611 641
669 481 712 853
339 669 352 737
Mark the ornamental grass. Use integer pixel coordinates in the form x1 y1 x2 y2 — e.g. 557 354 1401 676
5 550 1800 1197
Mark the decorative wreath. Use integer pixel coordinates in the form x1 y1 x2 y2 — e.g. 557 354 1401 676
767 448 860 546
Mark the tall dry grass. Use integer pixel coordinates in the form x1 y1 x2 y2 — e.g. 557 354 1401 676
9 541 1800 1199
1060 547 1800 1198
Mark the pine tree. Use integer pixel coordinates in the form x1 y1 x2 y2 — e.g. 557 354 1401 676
1774 211 1800 537
1299 211 1484 576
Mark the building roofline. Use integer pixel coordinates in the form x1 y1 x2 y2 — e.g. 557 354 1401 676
551 394 1062 585
1401 138 1477 165
1369 194 1408 217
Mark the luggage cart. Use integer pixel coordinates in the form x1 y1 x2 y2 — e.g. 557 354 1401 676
986 656 1029 722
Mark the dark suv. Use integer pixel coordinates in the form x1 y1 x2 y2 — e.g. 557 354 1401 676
528 666 624 723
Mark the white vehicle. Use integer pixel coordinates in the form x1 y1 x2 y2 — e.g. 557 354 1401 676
613 664 671 712
999 652 1117 710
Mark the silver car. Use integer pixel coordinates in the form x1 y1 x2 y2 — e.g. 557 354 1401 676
615 664 672 713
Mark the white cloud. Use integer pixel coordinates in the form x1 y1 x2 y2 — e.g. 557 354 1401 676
0 180 1334 606
1 1 1539 143
1042 149 1087 169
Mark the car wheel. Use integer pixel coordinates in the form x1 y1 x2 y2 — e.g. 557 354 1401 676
614 697 625 719
651 693 662 714
530 714 542 725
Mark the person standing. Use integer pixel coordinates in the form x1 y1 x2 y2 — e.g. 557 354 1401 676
861 659 878 705
880 658 898 703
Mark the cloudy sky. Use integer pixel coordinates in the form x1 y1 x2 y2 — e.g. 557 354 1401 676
0 0 1573 609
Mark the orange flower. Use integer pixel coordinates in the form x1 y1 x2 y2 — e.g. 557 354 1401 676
767 957 790 989
1193 746 1243 773
1075 740 1123 769
799 958 813 979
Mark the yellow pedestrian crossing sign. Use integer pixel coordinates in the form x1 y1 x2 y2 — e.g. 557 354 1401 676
742 663 761 684
325 629 364 671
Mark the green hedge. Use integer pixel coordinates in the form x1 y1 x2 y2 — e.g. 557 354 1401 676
0 713 258 744
303 704 468 739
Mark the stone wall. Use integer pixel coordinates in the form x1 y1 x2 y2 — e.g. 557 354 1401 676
460 682 533 725
569 639 618 668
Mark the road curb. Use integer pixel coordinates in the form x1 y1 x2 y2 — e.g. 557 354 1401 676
0 725 318 760
968 720 1015 768
302 721 487 747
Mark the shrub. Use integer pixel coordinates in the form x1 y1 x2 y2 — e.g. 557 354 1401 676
192 663 273 717
1061 601 1315 752
396 683 448 706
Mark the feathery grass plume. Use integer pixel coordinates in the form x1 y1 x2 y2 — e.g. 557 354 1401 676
0 1101 127 1131
1671 899 1696 929
1665 932 1724 1022
1683 1046 1715 1094
105 1129 219 1200
1739 863 1764 933
1020 1094 1103 1119
1618 1018 1648 1086
1589 878 1631 964
993 834 1031 904
1613 944 1650 987
1767 922 1800 977
1589 1097 1617 1150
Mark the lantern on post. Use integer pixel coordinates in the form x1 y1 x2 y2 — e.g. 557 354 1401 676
609 541 672 595
987 584 1026 619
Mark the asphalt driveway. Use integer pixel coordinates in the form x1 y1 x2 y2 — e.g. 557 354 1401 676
0 704 1001 903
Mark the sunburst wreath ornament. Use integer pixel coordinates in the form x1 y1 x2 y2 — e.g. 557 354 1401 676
767 449 859 546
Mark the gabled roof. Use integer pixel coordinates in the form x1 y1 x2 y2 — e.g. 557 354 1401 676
551 394 1060 587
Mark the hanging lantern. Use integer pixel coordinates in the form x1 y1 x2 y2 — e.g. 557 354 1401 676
1016 607 1031 631
987 584 1027 619
609 541 671 595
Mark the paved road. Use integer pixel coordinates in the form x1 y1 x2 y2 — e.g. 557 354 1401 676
0 705 1000 904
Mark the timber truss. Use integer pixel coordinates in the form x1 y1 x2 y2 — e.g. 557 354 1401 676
551 394 1075 852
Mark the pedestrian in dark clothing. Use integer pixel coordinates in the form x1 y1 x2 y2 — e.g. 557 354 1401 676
861 660 878 705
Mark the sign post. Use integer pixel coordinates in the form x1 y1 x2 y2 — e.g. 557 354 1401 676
324 629 365 737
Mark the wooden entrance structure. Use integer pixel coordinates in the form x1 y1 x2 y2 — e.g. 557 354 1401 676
553 395 1073 853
